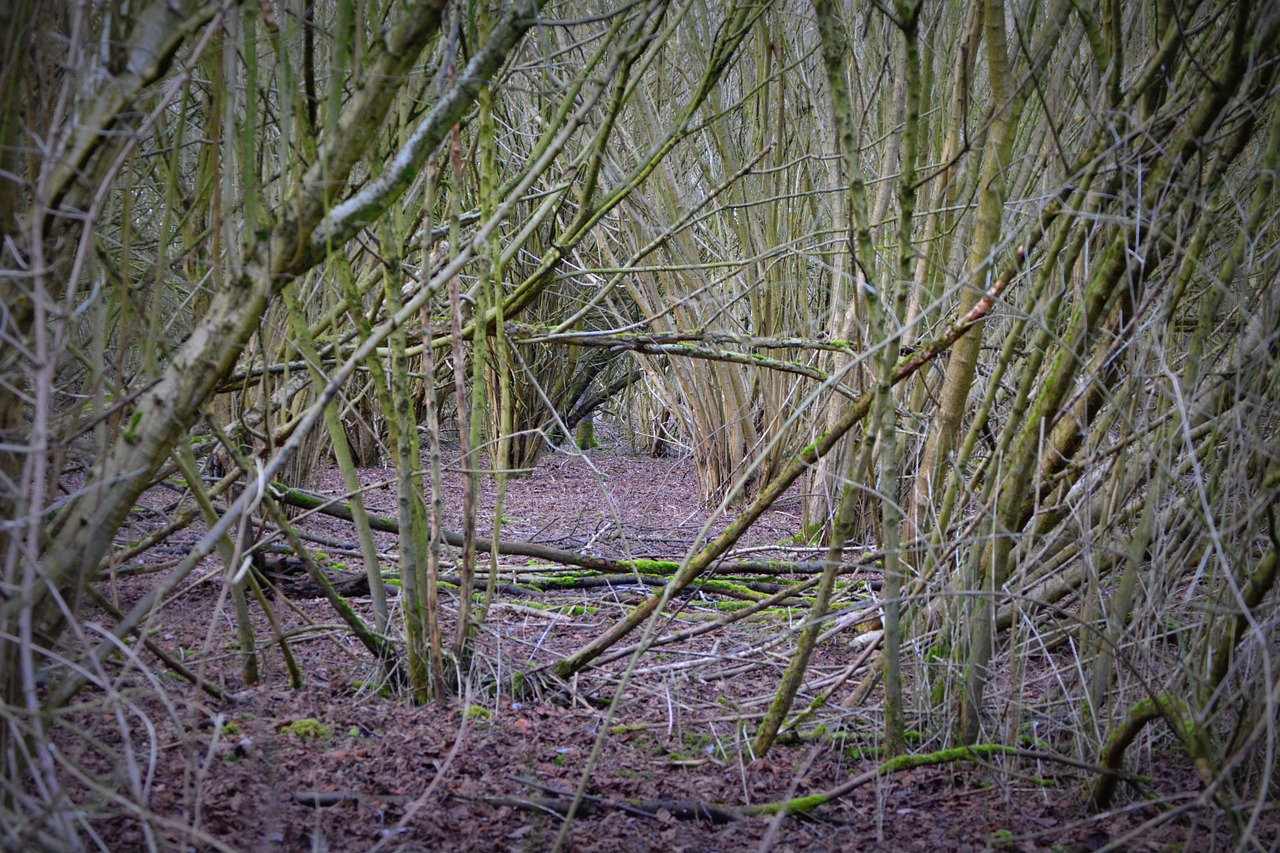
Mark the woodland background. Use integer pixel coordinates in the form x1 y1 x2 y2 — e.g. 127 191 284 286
1 0 1278 849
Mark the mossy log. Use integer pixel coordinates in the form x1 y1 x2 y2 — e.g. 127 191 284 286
272 483 869 578
1091 694 1211 809
490 744 1020 824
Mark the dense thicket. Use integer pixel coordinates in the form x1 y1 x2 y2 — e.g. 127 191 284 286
2 0 1277 847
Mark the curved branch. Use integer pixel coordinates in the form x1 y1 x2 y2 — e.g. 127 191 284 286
308 0 544 252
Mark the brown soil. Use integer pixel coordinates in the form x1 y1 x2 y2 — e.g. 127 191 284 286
52 424 1264 852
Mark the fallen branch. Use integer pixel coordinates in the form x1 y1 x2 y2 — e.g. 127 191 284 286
491 745 1106 823
277 565 790 604
86 587 225 701
291 791 412 808
496 776 743 823
271 483 867 579
758 745 1139 817
509 572 786 601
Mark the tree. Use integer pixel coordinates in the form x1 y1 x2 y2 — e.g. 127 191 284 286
3 0 1279 846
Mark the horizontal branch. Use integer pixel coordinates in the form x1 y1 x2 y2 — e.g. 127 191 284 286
490 744 1111 823
270 484 861 578
507 323 862 399
507 324 860 353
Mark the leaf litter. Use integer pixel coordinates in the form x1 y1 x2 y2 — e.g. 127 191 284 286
59 427 1257 852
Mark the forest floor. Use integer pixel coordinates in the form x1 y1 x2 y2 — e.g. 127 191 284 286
61 421 1260 852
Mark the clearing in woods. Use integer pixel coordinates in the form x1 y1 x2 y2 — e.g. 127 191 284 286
74 422 1228 852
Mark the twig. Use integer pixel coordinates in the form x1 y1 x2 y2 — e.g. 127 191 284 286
86 587 224 701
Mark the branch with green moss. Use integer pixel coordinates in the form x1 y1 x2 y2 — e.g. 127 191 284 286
503 571 783 602
1091 512 1277 809
492 745 1030 823
1091 694 1212 809
270 483 870 579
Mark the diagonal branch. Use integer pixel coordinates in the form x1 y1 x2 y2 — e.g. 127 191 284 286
549 202 1062 677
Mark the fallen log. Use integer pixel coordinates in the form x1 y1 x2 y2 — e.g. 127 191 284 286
271 483 873 579
484 745 1118 825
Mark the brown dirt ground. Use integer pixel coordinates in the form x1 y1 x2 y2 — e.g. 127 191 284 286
49 423 1271 852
